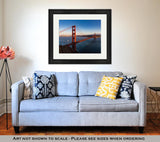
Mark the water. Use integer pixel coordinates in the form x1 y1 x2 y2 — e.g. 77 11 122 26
59 37 101 53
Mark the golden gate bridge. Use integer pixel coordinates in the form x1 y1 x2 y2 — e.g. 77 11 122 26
59 25 100 52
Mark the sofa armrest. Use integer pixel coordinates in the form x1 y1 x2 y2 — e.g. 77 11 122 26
11 80 25 126
133 81 147 126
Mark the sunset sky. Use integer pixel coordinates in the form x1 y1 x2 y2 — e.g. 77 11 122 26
59 20 101 36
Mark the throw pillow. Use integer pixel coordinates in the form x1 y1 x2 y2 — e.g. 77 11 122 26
95 76 123 100
33 73 56 99
22 76 33 99
118 75 137 99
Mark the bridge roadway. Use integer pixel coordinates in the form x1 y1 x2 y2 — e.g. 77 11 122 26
61 35 100 48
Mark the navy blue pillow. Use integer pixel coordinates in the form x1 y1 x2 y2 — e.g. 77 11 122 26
33 73 56 99
117 75 137 99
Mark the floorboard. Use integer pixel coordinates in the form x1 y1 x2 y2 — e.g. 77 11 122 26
0 113 160 135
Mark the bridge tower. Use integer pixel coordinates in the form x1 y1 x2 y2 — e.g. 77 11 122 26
94 33 96 39
72 25 76 51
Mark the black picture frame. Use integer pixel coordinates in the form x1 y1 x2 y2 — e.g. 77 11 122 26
49 9 111 64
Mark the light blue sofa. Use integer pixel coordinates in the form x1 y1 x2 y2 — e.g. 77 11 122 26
11 71 146 133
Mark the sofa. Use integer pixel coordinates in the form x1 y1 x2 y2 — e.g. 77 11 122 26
11 71 147 133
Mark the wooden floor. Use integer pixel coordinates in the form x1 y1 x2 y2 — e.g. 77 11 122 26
0 113 160 135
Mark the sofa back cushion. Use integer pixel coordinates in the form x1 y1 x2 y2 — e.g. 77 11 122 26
55 72 78 96
78 71 123 96
34 71 78 96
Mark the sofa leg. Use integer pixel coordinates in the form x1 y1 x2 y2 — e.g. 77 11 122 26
138 127 144 133
14 126 19 133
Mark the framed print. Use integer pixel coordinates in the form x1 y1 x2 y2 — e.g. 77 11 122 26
49 9 111 64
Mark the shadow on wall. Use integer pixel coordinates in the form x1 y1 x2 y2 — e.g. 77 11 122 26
10 56 33 81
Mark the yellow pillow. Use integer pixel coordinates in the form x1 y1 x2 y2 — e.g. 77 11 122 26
95 76 123 100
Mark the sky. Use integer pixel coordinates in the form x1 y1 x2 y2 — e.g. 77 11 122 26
59 20 101 36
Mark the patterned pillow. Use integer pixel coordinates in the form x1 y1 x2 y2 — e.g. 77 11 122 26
22 76 33 99
95 76 123 100
33 73 56 99
118 75 137 99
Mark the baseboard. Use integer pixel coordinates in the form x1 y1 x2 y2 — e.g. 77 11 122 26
0 103 5 116
0 99 11 116
0 98 5 105
147 101 158 113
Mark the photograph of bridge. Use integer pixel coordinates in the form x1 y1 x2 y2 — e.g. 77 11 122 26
59 20 101 53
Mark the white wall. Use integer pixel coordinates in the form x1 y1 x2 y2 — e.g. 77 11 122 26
3 0 160 87
2 0 160 113
0 0 2 112
0 0 5 115
0 0 2 44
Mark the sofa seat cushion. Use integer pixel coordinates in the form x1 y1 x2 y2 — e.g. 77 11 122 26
20 97 79 112
79 96 138 112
